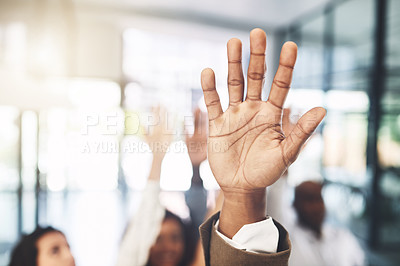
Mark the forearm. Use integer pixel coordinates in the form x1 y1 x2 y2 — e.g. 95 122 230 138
148 155 163 181
218 188 267 238
117 181 165 266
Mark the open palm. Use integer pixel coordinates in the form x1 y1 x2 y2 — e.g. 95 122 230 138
201 29 326 194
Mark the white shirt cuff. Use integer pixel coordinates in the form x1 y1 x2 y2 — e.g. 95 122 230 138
215 217 279 253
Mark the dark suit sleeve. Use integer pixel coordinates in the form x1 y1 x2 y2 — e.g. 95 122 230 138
199 212 291 266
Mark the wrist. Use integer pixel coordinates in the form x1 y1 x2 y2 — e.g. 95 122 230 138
152 152 165 162
219 188 267 238
191 165 203 187
152 153 164 163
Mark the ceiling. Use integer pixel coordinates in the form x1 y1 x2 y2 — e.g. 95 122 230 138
76 0 336 30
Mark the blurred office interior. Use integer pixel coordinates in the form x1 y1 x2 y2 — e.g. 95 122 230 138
0 0 399 265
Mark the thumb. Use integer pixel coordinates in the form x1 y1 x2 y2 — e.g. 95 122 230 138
282 107 326 166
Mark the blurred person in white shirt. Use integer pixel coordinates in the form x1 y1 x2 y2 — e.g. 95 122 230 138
289 181 365 266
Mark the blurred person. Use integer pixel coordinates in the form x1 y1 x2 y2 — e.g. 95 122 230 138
185 107 229 266
116 107 196 266
185 108 208 237
199 28 326 265
9 226 75 266
289 181 365 266
147 210 195 266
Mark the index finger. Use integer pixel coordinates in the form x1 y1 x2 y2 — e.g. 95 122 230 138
267 41 297 109
201 68 223 121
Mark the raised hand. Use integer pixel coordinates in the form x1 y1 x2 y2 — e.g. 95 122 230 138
186 108 208 166
144 106 173 181
144 106 173 160
201 28 326 237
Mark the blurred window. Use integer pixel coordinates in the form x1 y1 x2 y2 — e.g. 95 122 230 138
286 0 375 244
0 106 20 190
379 0 400 246
38 78 122 191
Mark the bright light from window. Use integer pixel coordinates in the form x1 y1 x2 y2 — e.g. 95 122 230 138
46 108 68 192
40 77 123 192
47 171 67 192
160 141 192 191
4 23 26 71
285 89 324 111
122 136 153 190
0 106 19 144
199 160 219 190
326 90 369 112
68 78 121 108
0 106 20 190
69 136 119 190
21 111 38 190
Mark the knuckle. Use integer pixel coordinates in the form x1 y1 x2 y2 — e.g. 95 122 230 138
248 72 265 81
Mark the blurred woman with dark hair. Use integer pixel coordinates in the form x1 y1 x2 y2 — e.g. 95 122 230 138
116 107 197 266
9 226 75 266
146 210 197 266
